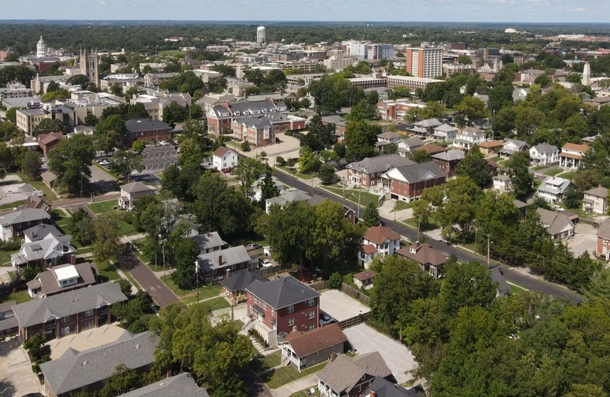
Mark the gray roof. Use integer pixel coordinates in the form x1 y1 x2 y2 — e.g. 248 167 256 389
494 175 510 181
0 316 18 332
321 115 346 126
317 352 392 394
266 189 312 206
400 137 424 149
23 224 62 242
536 208 575 236
387 161 445 184
12 234 74 265
584 186 608 198
347 154 414 175
538 177 571 195
414 118 441 128
197 245 251 273
598 219 610 239
212 100 286 118
532 143 558 155
40 331 159 396
12 282 127 328
238 116 273 129
365 377 424 397
431 150 465 162
220 271 268 292
191 232 226 252
125 119 170 133
434 123 458 133
121 181 155 194
246 276 319 310
0 208 50 227
502 139 529 152
26 262 98 297
41 170 57 182
0 300 16 315
118 373 209 397
377 131 402 140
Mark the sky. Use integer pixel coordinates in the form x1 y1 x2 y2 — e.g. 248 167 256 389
0 0 607 23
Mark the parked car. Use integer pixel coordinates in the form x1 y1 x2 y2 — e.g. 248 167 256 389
248 243 262 249
260 259 273 268
98 160 110 166
319 314 335 326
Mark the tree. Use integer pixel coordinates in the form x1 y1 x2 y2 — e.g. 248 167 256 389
42 89 70 101
362 203 381 227
240 141 251 152
169 236 200 290
534 73 552 87
455 145 491 188
572 170 599 192
492 107 516 136
132 140 146 153
504 151 534 198
112 291 152 328
515 106 544 136
298 146 320 174
93 214 123 264
438 261 497 317
563 188 581 209
412 199 431 225
421 101 447 120
583 268 610 300
127 103 151 120
259 171 280 203
32 118 66 136
46 80 60 93
334 143 346 158
68 209 95 246
47 135 95 194
84 114 99 127
108 150 144 182
328 272 342 289
99 365 143 397
458 55 472 65
344 120 379 161
162 102 189 127
6 107 16 124
96 114 126 135
456 96 488 124
118 279 133 296
318 163 337 185
67 74 89 89
410 149 432 164
22 151 42 180
110 82 123 96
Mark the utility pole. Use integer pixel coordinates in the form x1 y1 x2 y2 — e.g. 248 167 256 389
417 213 422 242
194 260 199 304
487 235 491 269
358 188 361 217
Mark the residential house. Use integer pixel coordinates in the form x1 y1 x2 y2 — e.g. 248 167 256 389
477 140 504 155
281 324 347 371
26 263 98 298
431 150 465 178
486 158 501 176
0 300 18 338
363 377 424 397
232 117 275 147
317 352 393 397
265 189 312 213
42 170 57 190
453 127 486 150
360 226 401 268
380 161 446 202
560 143 588 169
37 132 64 155
11 225 76 268
246 276 320 347
418 144 446 156
346 154 415 191
500 139 529 158
583 187 608 214
397 242 447 279
40 331 159 397
376 131 402 144
353 270 375 289
537 177 571 204
11 282 128 340
321 115 347 143
596 219 610 260
432 124 458 142
536 208 575 240
19 195 52 212
192 231 226 254
220 270 268 303
530 143 560 166
512 87 530 102
397 137 424 157
514 199 528 216
117 182 155 211
118 373 209 397
492 175 512 193
212 146 239 172
0 208 51 241
252 175 284 202
196 245 252 283
206 99 290 136
410 118 442 136
124 118 172 147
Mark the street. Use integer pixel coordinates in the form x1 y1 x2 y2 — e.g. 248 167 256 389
273 171 585 304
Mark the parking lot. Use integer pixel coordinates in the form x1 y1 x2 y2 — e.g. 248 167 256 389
567 222 599 257
0 337 44 396
140 145 178 173
343 323 416 384
239 133 301 163
319 289 371 322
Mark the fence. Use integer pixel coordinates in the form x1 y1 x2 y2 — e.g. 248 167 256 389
341 283 371 306
256 263 294 278
309 280 328 291
579 217 600 228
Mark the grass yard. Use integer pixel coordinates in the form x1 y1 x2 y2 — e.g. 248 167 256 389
560 171 578 180
118 219 138 236
510 284 528 295
322 185 381 208
276 165 315 180
544 168 564 177
531 165 548 171
403 217 440 232
262 362 328 389
248 351 282 374
87 200 117 214
290 390 320 397
187 296 231 310
97 261 120 281
160 275 222 299
392 200 413 212
491 156 502 162
0 200 26 210
1 290 30 304
17 176 58 201
76 246 93 255
0 250 17 266
533 179 542 190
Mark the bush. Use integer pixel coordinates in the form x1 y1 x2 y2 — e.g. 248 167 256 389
287 158 298 168
248 328 269 347
276 156 286 166
328 272 342 289
0 240 22 251
285 131 293 136
118 279 133 296
241 141 251 152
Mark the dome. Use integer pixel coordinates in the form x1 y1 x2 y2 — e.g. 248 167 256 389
37 35 45 45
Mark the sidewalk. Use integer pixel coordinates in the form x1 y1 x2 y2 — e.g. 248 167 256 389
272 374 318 397
377 198 412 222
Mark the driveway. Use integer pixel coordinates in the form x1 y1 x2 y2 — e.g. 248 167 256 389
239 133 301 163
118 248 180 308
343 323 417 384
0 337 43 397
140 146 178 173
568 222 598 257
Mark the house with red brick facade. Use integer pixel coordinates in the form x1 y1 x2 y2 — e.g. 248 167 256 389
37 132 64 155
232 117 276 147
206 99 289 136
597 219 610 261
245 276 320 347
381 161 446 202
346 154 414 191
124 118 172 147
431 150 465 178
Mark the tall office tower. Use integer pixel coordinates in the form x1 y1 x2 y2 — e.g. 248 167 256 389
80 48 99 87
405 47 443 79
582 61 591 86
257 26 266 45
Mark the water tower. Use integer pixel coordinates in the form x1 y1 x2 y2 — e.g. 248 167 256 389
257 26 266 45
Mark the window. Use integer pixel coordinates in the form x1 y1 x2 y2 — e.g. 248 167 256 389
287 305 294 314
85 319 94 328
308 323 315 331
287 317 294 327
61 316 70 324
308 311 315 319
307 298 315 307
60 326 70 335
604 239 608 246
85 309 94 317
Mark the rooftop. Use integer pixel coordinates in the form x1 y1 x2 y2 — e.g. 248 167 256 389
246 276 319 310
120 182 155 194
118 373 209 397
397 243 447 266
220 270 268 292
363 226 400 245
196 245 251 272
347 154 414 175
284 323 347 358
317 352 392 394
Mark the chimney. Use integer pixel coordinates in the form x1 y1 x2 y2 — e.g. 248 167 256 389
218 255 222 268
370 390 377 397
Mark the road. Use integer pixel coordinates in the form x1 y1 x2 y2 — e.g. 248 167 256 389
273 171 585 304
118 248 180 308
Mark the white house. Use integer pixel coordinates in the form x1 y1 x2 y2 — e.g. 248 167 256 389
530 143 560 166
537 177 571 204
359 225 401 268
432 124 458 142
500 139 529 158
560 143 588 169
493 175 512 193
213 146 238 172
583 187 608 214
11 225 76 268
117 182 156 211
397 137 424 157
453 127 486 150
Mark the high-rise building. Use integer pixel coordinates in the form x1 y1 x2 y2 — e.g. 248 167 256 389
36 36 47 58
257 26 266 45
80 49 99 87
405 48 443 79
582 61 591 86
366 44 395 60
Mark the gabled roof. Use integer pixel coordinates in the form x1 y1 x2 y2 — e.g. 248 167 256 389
125 119 170 133
418 144 446 155
213 146 233 157
317 352 392 394
562 142 588 152
503 139 529 150
38 132 64 145
536 208 575 236
414 118 441 128
400 137 424 148
12 282 127 328
0 209 50 227
347 154 414 175
598 219 610 239
118 373 209 397
478 140 504 148
266 189 312 207
377 131 402 140
191 232 226 252
532 143 558 154
40 331 159 396
431 150 465 162
382 161 445 184
239 116 273 129
196 245 251 272
538 177 571 195
220 270 268 292
246 276 319 310
364 226 400 245
120 182 155 194
23 224 62 242
364 377 424 397
434 123 458 132
584 186 608 198
397 243 447 266
284 323 347 358
353 270 375 281
361 244 378 254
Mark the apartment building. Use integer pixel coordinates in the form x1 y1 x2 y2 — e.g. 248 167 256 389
405 48 443 78
385 75 443 91
207 99 289 135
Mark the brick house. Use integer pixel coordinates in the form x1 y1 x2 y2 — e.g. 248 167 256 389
206 99 289 136
196 245 253 283
380 161 446 202
37 132 64 155
232 117 276 147
360 226 401 268
11 282 127 341
40 331 159 397
245 276 320 347
0 208 51 241
597 219 610 261
397 242 447 279
317 352 393 397
124 118 172 147
431 150 465 178
220 270 268 304
281 324 348 371
346 154 414 191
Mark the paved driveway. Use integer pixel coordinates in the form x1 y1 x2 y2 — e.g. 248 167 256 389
342 323 417 384
239 133 301 162
0 337 43 396
140 146 178 173
568 222 598 257
119 248 180 308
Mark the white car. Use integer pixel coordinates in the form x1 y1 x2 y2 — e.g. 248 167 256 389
319 315 334 326
160 141 170 146
260 259 273 268
98 160 110 166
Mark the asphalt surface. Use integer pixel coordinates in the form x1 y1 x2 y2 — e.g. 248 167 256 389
118 249 181 308
140 146 178 173
273 171 585 304
240 366 274 397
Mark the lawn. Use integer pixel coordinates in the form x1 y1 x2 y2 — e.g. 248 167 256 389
560 171 578 180
290 390 320 397
187 296 231 310
118 219 138 236
322 185 381 208
531 165 548 171
87 200 117 214
97 261 120 281
392 200 413 212
403 217 440 232
0 200 26 210
159 50 186 56
160 275 222 299
510 284 528 295
491 156 502 162
262 362 328 389
76 246 93 255
20 176 57 201
51 209 69 226
0 249 17 266
544 168 564 177
276 165 315 180
1 290 30 304
249 351 282 374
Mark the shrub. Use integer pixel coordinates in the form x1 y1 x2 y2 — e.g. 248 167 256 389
328 272 342 289
276 156 286 166
285 131 293 136
241 141 251 152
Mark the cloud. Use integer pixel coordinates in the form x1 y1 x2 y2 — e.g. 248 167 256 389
569 6 584 11
99 0 106 4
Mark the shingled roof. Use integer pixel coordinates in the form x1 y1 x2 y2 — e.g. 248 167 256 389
118 372 209 397
284 323 347 358
317 352 392 394
246 276 319 310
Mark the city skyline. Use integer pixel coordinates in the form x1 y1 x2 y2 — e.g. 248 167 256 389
1 0 607 23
